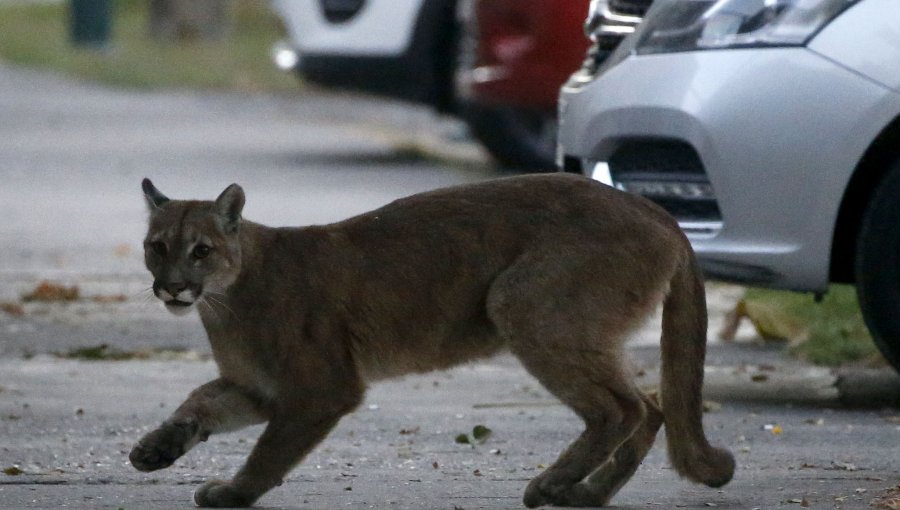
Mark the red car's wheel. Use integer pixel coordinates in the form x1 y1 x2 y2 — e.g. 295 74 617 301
460 102 557 172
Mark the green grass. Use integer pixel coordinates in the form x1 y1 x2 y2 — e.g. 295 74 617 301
0 0 300 92
743 284 882 366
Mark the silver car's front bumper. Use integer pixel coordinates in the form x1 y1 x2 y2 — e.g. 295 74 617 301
558 48 898 292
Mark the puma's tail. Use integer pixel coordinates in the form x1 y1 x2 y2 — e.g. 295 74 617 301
659 252 735 488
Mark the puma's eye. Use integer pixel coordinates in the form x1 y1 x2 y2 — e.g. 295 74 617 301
148 241 167 257
192 244 211 259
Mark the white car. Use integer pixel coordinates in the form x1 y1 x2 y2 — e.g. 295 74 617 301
557 0 900 371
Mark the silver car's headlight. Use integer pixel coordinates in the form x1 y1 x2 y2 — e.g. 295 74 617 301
635 0 858 54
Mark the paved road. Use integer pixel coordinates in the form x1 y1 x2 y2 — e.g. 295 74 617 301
0 64 898 509
1 356 898 510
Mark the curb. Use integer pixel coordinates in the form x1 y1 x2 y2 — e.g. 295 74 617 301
834 368 900 407
701 365 900 407
634 364 900 407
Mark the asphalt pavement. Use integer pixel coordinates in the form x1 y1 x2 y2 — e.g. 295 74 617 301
0 63 898 509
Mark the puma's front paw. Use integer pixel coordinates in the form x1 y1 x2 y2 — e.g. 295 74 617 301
129 418 199 472
194 480 255 508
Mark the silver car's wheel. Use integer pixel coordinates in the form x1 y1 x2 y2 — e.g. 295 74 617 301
855 158 900 374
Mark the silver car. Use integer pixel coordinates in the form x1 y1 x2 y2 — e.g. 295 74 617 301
557 0 900 371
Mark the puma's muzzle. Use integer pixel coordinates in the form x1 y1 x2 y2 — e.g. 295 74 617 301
154 284 200 316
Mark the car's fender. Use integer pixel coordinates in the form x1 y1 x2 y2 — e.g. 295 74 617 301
809 0 900 94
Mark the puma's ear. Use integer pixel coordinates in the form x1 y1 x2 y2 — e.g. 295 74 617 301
142 178 170 211
215 183 245 233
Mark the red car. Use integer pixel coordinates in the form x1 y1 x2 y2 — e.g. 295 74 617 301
457 0 590 169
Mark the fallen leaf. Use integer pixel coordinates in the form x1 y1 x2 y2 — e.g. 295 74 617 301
22 281 79 302
55 344 120 361
884 416 900 424
399 427 420 435
54 345 205 361
432 461 439 469
703 400 723 413
3 466 23 476
718 298 807 342
803 418 825 426
92 294 127 304
0 302 24 316
751 374 769 382
473 469 482 476
827 461 858 471
763 424 784 436
455 434 470 445
472 425 492 443
870 486 900 510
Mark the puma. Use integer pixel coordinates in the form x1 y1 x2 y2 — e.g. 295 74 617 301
131 174 734 508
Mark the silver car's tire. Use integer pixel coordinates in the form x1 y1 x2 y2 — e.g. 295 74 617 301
855 158 900 374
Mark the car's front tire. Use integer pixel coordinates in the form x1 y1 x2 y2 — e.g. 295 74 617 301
855 157 900 374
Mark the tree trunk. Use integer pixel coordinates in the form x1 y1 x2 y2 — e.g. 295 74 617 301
148 0 230 42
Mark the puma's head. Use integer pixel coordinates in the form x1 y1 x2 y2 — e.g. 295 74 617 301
141 179 245 315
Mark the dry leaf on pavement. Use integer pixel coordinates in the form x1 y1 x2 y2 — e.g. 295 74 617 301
871 486 900 509
0 302 24 316
22 281 79 302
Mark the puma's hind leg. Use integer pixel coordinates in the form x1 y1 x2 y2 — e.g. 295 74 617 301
487 252 665 507
514 350 647 508
569 391 664 506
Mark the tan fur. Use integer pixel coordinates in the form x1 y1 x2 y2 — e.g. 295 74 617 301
130 174 734 508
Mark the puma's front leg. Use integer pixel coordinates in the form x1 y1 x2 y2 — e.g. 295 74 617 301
194 394 362 508
130 378 270 472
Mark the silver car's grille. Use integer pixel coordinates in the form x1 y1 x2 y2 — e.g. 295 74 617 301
608 0 653 17
578 0 650 77
608 140 722 223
